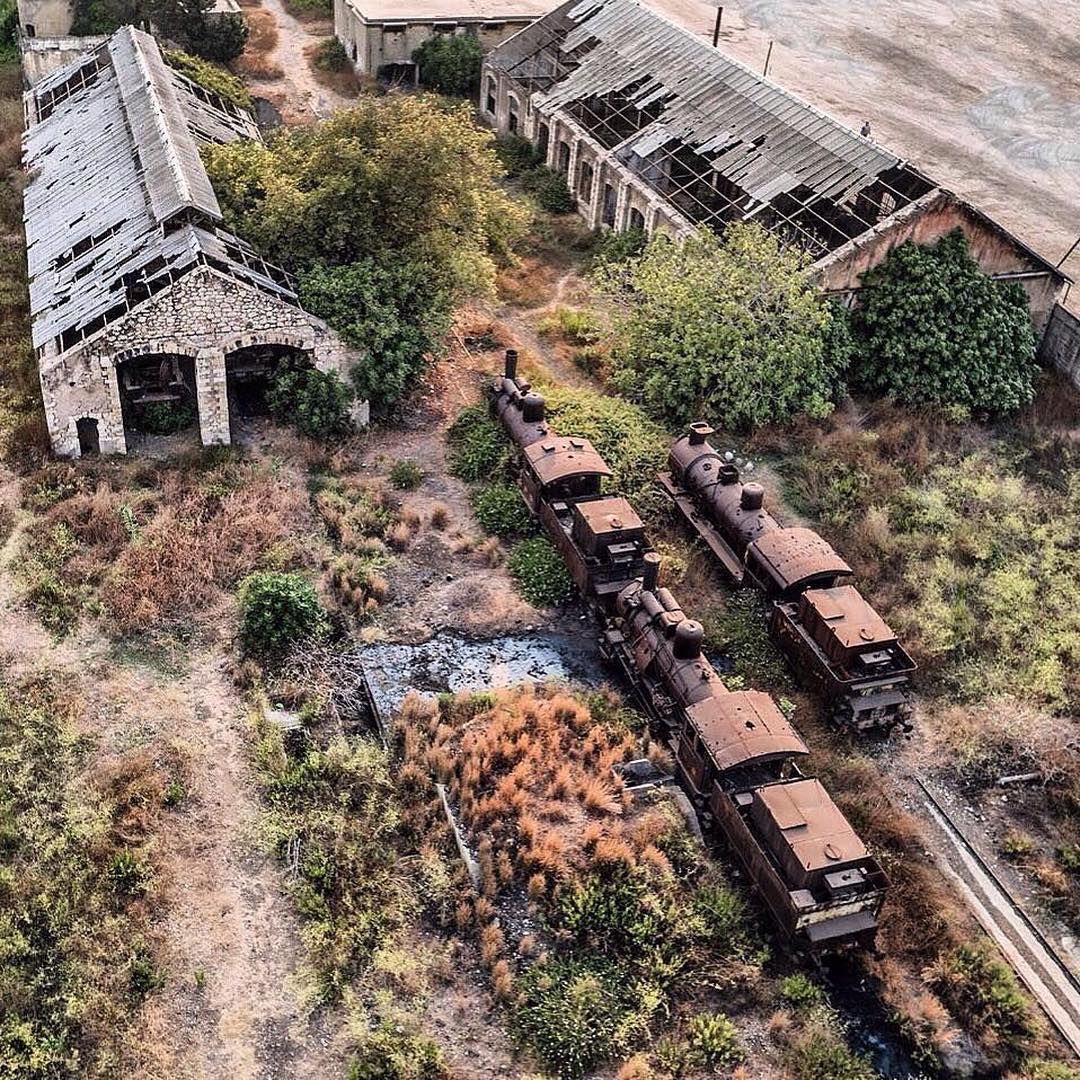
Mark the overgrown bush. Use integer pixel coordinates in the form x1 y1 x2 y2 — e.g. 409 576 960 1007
238 571 326 660
851 229 1037 415
496 133 543 178
268 362 353 439
783 1018 877 1080
412 33 482 97
469 482 532 537
447 403 511 482
140 399 197 435
683 1012 744 1069
0 0 18 62
313 35 349 71
780 972 827 1013
389 458 423 490
508 536 573 606
151 0 248 61
521 165 576 214
348 1024 448 1079
589 226 647 271
597 224 849 429
164 47 252 108
537 306 599 345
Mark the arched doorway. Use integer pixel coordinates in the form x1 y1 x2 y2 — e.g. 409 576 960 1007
117 354 199 441
76 417 100 457
225 344 313 424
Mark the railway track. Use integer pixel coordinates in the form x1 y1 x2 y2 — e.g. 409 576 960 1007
914 776 1080 1058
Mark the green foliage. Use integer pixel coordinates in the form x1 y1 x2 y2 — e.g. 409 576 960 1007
446 403 511 482
683 1012 744 1069
701 589 792 688
589 226 647 271
267 361 353 439
139 399 197 435
256 725 414 999
780 973 827 1013
150 0 248 61
313 35 350 71
537 306 599 346
469 482 532 538
928 940 1039 1051
164 48 253 108
1019 1060 1080 1080
0 675 163 1074
784 1018 878 1080
495 133 543 178
282 0 331 16
238 571 326 660
597 225 847 429
105 850 153 898
388 459 423 490
512 956 650 1079
851 230 1037 414
71 0 141 34
0 0 17 63
508 536 573 606
521 165 576 214
347 1024 449 1079
412 33 482 97
299 259 452 411
538 385 668 516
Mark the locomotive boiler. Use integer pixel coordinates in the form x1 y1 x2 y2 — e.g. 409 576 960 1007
603 581 888 949
660 423 915 733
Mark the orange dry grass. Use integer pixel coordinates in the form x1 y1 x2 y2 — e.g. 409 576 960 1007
232 9 284 79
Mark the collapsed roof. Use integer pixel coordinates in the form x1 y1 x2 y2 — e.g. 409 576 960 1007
23 27 297 360
487 0 937 258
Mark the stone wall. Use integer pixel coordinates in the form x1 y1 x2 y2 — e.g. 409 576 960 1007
1038 303 1080 389
41 265 363 457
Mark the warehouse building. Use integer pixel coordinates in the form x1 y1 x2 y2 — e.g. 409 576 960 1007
24 27 363 458
482 0 1069 333
334 0 550 80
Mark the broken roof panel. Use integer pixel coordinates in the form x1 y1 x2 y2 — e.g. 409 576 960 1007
23 27 289 357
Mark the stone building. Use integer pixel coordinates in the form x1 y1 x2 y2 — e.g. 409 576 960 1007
483 0 1069 334
333 0 550 81
24 26 365 459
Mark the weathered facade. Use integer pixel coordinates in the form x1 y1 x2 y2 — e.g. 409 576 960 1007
483 0 1069 333
334 0 549 79
23 27 365 459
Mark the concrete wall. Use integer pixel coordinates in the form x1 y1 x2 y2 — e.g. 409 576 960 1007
16 0 73 38
1038 303 1080 389
41 265 364 458
336 11 534 76
481 62 693 239
815 190 1067 335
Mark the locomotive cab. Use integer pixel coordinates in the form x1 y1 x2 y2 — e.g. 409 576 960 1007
520 436 611 514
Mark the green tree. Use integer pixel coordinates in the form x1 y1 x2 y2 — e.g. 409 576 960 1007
149 0 248 61
238 571 326 659
298 258 453 410
850 229 1037 415
267 361 353 439
412 34 483 97
597 225 847 430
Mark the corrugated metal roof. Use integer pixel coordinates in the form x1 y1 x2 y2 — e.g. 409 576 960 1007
23 27 288 356
524 0 900 207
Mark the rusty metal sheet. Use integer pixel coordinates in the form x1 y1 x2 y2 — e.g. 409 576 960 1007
686 690 808 772
524 436 613 486
748 527 852 592
574 495 642 533
802 585 896 650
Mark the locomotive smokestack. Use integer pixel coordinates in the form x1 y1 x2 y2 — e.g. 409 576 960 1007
687 421 714 447
522 392 545 423
504 349 518 381
740 483 765 511
673 619 704 660
642 551 661 591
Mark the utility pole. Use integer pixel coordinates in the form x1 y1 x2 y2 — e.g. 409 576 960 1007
763 39 773 76
712 5 723 46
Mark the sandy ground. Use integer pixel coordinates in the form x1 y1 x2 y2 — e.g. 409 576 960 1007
645 0 1080 298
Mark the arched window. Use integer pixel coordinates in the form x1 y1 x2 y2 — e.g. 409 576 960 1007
508 95 520 133
485 75 496 115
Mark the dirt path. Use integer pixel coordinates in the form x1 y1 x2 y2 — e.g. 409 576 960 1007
0 473 349 1080
243 0 354 122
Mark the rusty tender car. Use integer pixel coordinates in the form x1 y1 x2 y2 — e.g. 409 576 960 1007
661 423 915 733
488 352 888 949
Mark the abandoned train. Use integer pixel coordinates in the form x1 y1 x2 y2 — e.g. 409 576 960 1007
661 423 915 734
489 352 888 949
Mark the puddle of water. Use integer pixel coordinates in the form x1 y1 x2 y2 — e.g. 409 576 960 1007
358 631 610 716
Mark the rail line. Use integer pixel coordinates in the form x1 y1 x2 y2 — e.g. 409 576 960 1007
914 776 1080 1058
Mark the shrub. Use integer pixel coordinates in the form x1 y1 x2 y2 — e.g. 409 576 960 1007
447 403 511 482
851 229 1037 414
927 940 1039 1051
186 12 249 63
469 482 532 537
521 166 576 214
412 33 482 96
140 400 197 435
165 48 252 107
780 972 826 1013
238 571 326 660
151 0 249 62
784 1019 877 1080
597 224 847 429
347 1024 448 1079
496 133 543 178
683 1012 744 1068
512 956 645 1078
0 0 17 63
508 536 573 606
268 363 353 439
389 459 423 490
313 35 350 71
590 226 647 271
538 306 599 346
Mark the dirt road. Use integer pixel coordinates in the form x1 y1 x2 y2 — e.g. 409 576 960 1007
646 0 1080 295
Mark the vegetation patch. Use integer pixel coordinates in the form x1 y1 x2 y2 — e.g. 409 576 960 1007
446 403 511 483
469 482 532 539
412 34 482 97
507 536 573 606
238 571 327 661
164 47 253 108
268 362 354 439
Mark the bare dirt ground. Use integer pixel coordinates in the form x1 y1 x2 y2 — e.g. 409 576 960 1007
647 0 1080 298
241 0 355 122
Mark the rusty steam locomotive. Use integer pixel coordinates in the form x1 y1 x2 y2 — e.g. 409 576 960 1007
661 424 915 734
489 352 888 950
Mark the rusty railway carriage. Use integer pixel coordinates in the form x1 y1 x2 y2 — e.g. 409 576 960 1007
487 351 888 949
661 422 915 734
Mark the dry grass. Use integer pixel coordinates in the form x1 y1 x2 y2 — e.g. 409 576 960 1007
231 9 284 79
303 40 360 94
